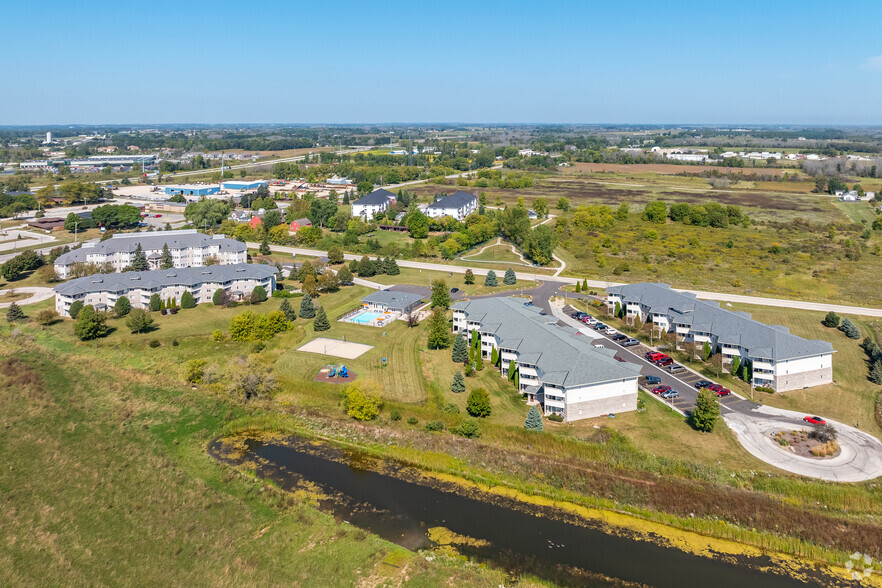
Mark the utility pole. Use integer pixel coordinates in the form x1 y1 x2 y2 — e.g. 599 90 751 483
74 219 79 243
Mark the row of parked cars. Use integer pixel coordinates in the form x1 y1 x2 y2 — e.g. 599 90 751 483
571 312 640 348
694 380 731 397
644 351 686 374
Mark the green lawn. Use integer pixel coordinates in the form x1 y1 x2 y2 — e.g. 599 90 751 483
461 242 527 265
369 266 538 296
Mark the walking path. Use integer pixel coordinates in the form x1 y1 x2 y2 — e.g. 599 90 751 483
0 287 55 309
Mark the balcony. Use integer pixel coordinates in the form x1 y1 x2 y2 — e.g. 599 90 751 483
753 361 773 371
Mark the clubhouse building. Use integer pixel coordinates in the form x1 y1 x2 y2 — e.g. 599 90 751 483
54 263 277 317
606 283 834 391
452 297 642 421
54 230 247 278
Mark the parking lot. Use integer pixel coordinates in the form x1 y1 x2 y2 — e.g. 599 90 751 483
562 305 751 415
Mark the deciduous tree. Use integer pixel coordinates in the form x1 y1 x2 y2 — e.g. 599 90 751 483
125 308 154 334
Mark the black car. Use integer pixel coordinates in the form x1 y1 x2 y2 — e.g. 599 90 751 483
694 380 712 389
593 323 607 330
450 287 459 293
612 333 628 341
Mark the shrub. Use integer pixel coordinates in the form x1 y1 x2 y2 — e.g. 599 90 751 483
441 402 460 414
838 318 861 339
407 416 418 425
35 309 58 326
212 329 224 342
250 285 267 304
212 288 227 306
271 289 293 298
68 300 84 319
525 405 544 431
822 311 840 328
390 408 401 421
547 414 563 422
451 419 480 438
148 339 160 348
229 310 290 341
185 359 207 384
180 291 196 309
808 424 837 443
149 293 161 311
424 420 445 432
466 388 491 418
341 382 383 421
126 308 155 334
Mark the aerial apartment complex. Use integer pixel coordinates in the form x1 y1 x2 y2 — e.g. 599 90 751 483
605 283 834 391
425 191 478 220
53 230 246 278
452 297 642 421
54 263 277 317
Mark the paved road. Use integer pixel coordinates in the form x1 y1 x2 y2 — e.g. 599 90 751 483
0 287 55 309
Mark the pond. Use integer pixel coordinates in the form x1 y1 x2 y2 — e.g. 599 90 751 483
209 435 841 587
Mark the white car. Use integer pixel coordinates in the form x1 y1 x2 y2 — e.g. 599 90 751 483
605 328 617 335
584 317 597 325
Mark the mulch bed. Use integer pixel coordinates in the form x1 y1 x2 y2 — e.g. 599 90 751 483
773 429 841 459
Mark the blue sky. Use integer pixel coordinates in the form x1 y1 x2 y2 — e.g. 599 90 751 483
4 0 882 125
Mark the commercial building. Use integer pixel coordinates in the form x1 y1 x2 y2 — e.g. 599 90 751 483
605 283 834 391
53 230 246 278
220 180 268 191
426 191 478 221
163 184 221 198
146 201 188 214
361 290 424 314
54 263 276 317
452 297 641 420
350 189 396 219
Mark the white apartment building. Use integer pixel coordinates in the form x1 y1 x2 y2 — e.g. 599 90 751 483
54 230 246 279
350 189 396 219
452 297 641 421
54 263 276 317
606 283 834 392
425 191 478 221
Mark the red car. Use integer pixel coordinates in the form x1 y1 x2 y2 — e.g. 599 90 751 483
652 385 672 395
707 384 724 393
656 357 674 367
715 388 731 397
803 416 826 425
154 214 162 218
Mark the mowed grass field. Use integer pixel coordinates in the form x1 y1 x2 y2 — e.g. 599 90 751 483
368 266 539 296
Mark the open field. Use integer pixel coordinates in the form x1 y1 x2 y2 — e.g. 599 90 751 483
567 162 796 177
367 266 538 296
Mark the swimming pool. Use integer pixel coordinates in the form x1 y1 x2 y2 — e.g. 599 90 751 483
349 311 384 324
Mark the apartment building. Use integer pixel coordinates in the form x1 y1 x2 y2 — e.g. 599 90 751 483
425 191 478 221
54 230 246 278
350 189 396 219
54 263 276 317
452 297 641 420
606 283 834 391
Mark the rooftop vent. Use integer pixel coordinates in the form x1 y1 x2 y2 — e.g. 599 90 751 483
165 273 176 277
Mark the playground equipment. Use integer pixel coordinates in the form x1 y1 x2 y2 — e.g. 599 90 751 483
339 365 349 378
328 366 337 377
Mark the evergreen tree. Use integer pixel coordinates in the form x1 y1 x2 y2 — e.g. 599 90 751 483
313 306 330 331
114 295 131 317
490 346 499 366
357 255 376 277
691 389 720 432
299 294 316 318
525 406 544 431
430 279 451 309
426 307 450 349
822 311 840 328
741 364 750 382
475 351 483 371
149 293 161 311
68 300 84 319
160 243 173 269
503 268 516 285
259 234 271 255
702 340 712 360
131 243 148 271
870 360 882 385
337 264 353 285
464 268 475 285
575 281 581 293
731 355 741 377
6 302 25 322
514 370 519 390
160 298 167 311
451 370 466 393
180 291 196 309
582 279 588 291
73 305 108 341
298 260 316 283
466 388 491 418
452 333 469 363
170 297 177 310
484 270 498 287
508 359 517 381
385 257 400 275
839 318 861 340
280 298 297 322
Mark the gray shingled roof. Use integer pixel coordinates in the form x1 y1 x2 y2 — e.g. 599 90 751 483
361 289 423 311
426 191 477 210
453 297 641 388
54 230 245 265
606 282 834 361
351 189 396 206
55 263 276 296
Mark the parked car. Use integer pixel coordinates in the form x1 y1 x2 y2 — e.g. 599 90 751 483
604 328 617 335
450 287 459 293
707 384 724 393
593 323 607 330
612 333 627 341
656 357 673 367
803 415 826 425
715 388 731 397
694 380 713 389
153 214 162 218
644 375 661 385
621 338 640 347
661 389 680 399
667 364 686 374
652 385 672 395
645 351 665 362
583 317 597 325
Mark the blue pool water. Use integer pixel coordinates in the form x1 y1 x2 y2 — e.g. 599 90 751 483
350 311 384 324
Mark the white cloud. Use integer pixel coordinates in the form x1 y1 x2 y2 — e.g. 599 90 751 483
862 55 882 71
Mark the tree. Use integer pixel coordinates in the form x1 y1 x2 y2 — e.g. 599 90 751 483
298 260 317 283
702 341 712 361
731 355 741 377
259 234 271 255
525 224 558 265
227 356 277 401
484 270 498 287
73 305 108 340
280 298 297 322
839 318 861 340
508 360 517 381
356 255 376 277
313 306 330 331
870 360 882 385
181 291 196 309
503 268 516 285
407 209 429 238
251 285 267 304
149 293 161 311
385 257 400 275
342 381 382 421
426 307 450 349
500 206 530 246
642 200 668 223
466 388 491 418
452 333 469 363
464 269 475 285
490 346 499 366
184 199 232 227
525 406 544 431
212 288 227 306
229 310 289 341
68 300 84 319
114 295 131 317
533 197 549 218
431 279 451 309
451 370 466 393
822 311 840 328
337 264 353 285
184 359 207 384
575 281 581 293
299 294 316 318
327 246 344 264
131 243 148 271
475 350 483 371
691 389 720 432
6 302 25 322
160 243 173 270
582 279 588 291
557 197 571 211
125 308 155 334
